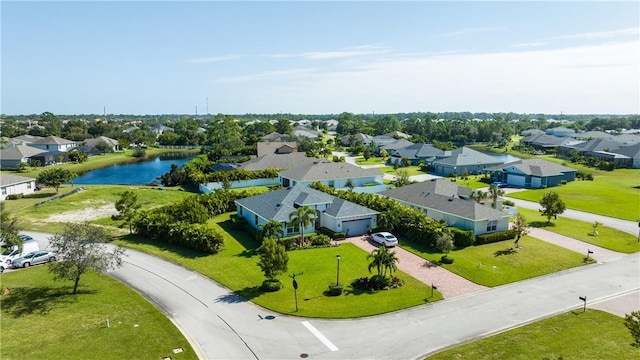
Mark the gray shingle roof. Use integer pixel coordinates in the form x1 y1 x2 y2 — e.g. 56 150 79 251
240 153 326 171
488 159 575 177
323 197 378 218
432 147 503 167
0 174 35 187
611 143 640 158
32 136 76 145
279 162 382 181
0 145 47 160
391 143 448 160
379 179 504 221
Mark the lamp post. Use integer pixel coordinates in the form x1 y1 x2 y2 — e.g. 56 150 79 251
336 254 341 286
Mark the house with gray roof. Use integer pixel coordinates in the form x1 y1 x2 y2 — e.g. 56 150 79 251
261 132 291 142
1 174 36 201
432 147 503 176
81 136 122 153
235 185 379 237
0 145 47 168
257 141 298 157
609 143 640 168
380 179 509 236
377 139 414 154
546 126 575 137
389 143 450 166
520 133 577 151
240 152 327 171
341 133 373 146
30 136 77 152
293 126 319 139
487 159 576 188
279 162 384 190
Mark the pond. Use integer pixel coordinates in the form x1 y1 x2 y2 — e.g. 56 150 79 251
70 153 195 185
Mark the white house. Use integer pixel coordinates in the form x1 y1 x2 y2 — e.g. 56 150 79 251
1 174 36 201
30 136 77 152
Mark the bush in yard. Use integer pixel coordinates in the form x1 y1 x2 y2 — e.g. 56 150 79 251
476 229 518 245
6 194 23 200
449 228 474 248
328 283 344 296
351 275 403 291
261 279 283 292
440 255 454 264
309 234 332 247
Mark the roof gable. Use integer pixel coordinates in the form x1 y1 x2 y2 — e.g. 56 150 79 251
279 162 382 181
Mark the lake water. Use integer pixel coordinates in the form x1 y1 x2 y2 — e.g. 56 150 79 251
71 154 195 185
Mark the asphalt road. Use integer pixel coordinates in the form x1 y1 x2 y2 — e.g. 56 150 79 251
109 247 640 360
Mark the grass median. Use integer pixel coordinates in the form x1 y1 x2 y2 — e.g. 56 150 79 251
114 213 440 318
517 208 640 254
400 236 592 287
427 309 640 359
0 266 196 360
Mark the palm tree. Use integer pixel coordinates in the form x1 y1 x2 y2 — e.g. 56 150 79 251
488 185 505 209
367 246 399 278
260 220 284 241
470 190 488 204
288 205 316 247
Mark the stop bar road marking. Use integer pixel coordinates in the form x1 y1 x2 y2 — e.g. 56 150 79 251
301 321 339 352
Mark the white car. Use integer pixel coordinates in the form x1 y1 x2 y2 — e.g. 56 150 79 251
370 232 398 247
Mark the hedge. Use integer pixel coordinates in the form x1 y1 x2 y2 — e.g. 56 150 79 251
475 229 517 245
449 228 474 248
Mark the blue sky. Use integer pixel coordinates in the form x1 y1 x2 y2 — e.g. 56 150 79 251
2 1 639 115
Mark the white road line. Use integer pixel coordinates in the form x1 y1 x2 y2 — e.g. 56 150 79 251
301 321 338 352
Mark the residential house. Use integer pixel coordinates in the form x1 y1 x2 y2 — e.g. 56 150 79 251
341 133 373 146
487 159 576 188
381 131 411 139
261 132 291 142
82 136 122 153
30 136 77 152
546 126 576 137
432 147 503 176
388 143 450 166
377 139 414 154
520 129 545 136
257 141 298 157
380 179 510 236
240 152 328 171
278 162 384 190
609 143 640 168
0 145 47 168
1 174 36 201
235 184 379 237
520 133 577 151
293 127 320 139
150 124 174 136
324 119 339 131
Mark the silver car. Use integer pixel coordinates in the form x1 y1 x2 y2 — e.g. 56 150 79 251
11 250 57 268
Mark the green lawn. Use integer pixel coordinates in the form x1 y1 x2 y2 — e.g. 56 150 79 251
0 266 196 360
355 156 386 165
114 213 441 318
380 165 428 176
401 237 592 287
517 208 640 253
5 185 193 234
428 310 640 359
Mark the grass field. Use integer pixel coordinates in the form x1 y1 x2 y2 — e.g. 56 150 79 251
400 237 592 287
427 309 640 359
114 213 441 318
355 156 386 165
380 165 428 176
0 266 196 360
517 208 640 253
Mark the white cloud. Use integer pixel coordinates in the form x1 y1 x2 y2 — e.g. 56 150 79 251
217 40 639 114
512 42 547 48
268 45 392 60
546 27 639 41
186 55 241 63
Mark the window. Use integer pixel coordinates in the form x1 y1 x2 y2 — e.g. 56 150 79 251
27 182 32 189
286 222 299 234
239 207 242 215
1 188 6 195
254 215 258 225
486 220 497 232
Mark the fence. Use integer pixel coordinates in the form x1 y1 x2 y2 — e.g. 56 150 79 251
34 187 85 207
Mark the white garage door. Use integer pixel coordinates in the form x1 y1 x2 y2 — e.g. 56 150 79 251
508 175 526 187
531 177 542 188
342 219 371 237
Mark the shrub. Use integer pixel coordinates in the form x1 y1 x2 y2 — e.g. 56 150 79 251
317 227 346 240
440 255 454 264
351 275 403 291
261 279 283 292
328 283 344 296
279 237 298 251
6 194 23 200
132 148 146 158
502 199 515 207
476 229 518 245
560 180 567 185
309 234 331 247
449 228 474 248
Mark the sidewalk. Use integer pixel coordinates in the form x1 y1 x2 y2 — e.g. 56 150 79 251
344 235 488 299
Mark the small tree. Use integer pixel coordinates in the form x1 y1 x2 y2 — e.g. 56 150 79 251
395 169 411 187
345 178 355 191
512 213 529 248
591 221 603 236
288 205 316 247
367 246 399 278
260 220 284 241
488 185 505 209
624 310 640 347
257 237 288 283
37 168 76 193
114 190 141 234
380 149 388 162
48 223 125 294
435 232 454 257
363 148 372 161
539 191 566 224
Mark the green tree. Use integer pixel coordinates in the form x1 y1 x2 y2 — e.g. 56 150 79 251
470 190 488 204
95 140 114 153
394 169 411 187
41 111 62 136
345 178 355 191
68 150 88 163
591 220 603 236
260 220 284 241
0 203 21 248
275 118 293 136
367 246 399 278
539 191 566 224
624 310 640 347
488 185 505 209
114 190 141 234
380 149 388 162
288 205 316 247
36 168 76 193
48 223 126 294
435 231 454 256
257 237 289 281
512 213 529 248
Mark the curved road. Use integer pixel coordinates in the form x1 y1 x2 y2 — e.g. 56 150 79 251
108 248 639 359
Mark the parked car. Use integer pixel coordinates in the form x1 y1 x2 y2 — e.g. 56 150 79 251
370 232 398 247
11 250 57 268
491 181 508 188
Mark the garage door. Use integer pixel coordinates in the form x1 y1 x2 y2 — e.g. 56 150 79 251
508 175 525 187
531 177 542 188
342 219 371 237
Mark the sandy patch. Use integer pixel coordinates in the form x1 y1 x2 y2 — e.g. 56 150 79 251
45 201 119 223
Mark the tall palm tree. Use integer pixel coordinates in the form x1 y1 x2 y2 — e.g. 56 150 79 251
470 190 488 204
488 185 505 209
288 205 316 247
367 246 399 278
